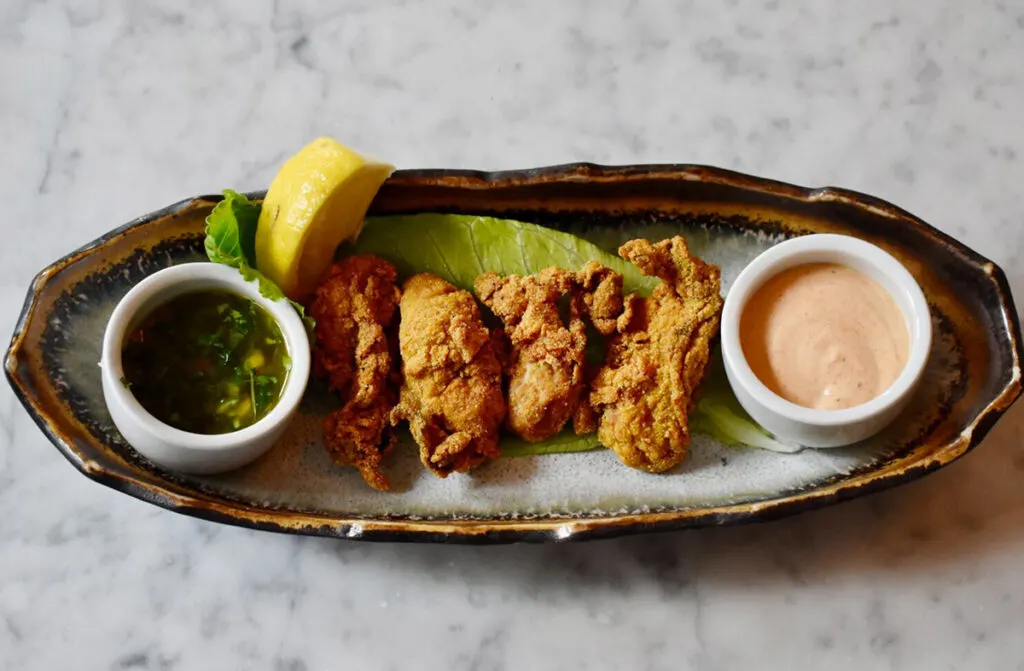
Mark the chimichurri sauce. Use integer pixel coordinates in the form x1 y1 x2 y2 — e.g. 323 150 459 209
121 289 290 434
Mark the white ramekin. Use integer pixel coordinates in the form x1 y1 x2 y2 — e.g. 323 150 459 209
100 263 311 474
720 234 931 448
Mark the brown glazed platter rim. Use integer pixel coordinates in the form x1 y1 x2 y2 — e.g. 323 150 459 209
5 162 1022 544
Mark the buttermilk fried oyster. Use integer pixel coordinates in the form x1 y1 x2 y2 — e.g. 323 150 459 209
475 267 584 442
309 255 401 491
475 262 622 442
391 273 506 476
589 237 723 473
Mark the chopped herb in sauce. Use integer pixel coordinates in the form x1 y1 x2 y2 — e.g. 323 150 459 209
121 289 289 434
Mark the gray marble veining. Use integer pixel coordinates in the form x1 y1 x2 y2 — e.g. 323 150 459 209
2 0 1024 669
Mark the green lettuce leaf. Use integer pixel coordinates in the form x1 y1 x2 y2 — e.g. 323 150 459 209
501 429 601 458
204 190 315 335
352 214 659 295
237 264 316 334
690 348 801 453
205 189 259 267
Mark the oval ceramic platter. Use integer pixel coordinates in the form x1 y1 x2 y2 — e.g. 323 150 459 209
6 164 1022 543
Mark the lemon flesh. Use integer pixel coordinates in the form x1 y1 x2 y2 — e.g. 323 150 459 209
255 137 394 300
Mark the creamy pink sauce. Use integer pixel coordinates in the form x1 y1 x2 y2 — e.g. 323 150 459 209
740 263 909 410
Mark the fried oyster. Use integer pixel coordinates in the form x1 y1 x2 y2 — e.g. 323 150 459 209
391 273 506 476
588 237 723 473
308 255 401 491
475 262 622 442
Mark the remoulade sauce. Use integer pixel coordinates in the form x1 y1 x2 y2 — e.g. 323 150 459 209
740 263 909 410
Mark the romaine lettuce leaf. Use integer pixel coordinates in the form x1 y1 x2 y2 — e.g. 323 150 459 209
690 348 801 453
352 214 659 295
500 429 601 458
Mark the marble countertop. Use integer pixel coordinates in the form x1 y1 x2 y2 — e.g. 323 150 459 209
3 1 1024 668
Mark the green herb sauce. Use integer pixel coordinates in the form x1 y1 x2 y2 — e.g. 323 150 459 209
121 289 290 434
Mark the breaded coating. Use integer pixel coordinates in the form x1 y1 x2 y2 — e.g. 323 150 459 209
576 261 624 336
391 274 506 476
589 237 723 473
475 262 624 442
475 268 585 442
570 261 625 435
309 255 401 491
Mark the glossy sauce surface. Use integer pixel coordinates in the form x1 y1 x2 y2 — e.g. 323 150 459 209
740 263 909 410
121 290 290 434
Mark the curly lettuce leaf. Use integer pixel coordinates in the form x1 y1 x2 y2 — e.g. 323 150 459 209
205 189 259 267
237 264 316 335
204 190 315 335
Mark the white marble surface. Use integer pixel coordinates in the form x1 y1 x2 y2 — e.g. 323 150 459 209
3 0 1024 668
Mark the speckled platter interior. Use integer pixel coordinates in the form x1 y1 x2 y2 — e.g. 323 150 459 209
6 164 1021 543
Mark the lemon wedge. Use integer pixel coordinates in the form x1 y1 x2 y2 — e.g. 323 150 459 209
255 137 394 300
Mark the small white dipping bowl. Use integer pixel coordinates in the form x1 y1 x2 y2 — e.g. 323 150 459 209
721 234 931 448
100 263 311 474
